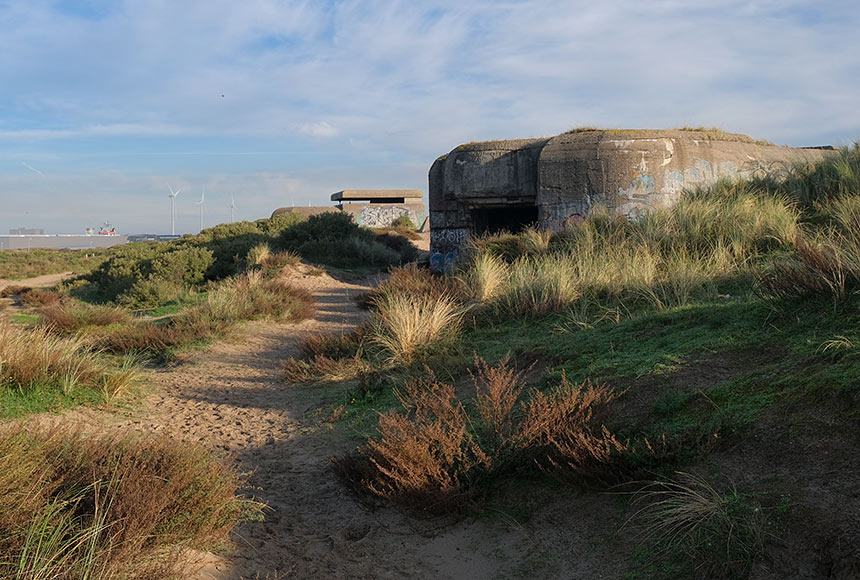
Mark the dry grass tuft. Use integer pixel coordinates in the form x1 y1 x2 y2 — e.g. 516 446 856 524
0 322 137 399
368 291 466 361
628 472 766 575
459 251 508 303
756 234 859 304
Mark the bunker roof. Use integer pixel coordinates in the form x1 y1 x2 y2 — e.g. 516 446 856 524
330 189 422 202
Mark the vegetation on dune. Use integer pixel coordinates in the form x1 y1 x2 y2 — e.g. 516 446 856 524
0 421 261 579
76 211 417 308
0 248 114 280
290 143 860 577
0 322 138 417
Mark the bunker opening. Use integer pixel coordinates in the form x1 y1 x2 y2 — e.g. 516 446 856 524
470 205 539 236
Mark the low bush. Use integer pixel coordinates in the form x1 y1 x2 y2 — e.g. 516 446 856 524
391 215 417 229
0 285 29 298
0 421 262 579
0 248 112 280
19 288 62 307
339 358 627 513
359 379 491 513
519 375 628 483
374 232 420 262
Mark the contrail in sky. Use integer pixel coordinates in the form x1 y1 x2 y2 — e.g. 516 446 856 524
21 161 44 176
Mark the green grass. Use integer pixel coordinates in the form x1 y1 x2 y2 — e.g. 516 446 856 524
10 312 41 325
139 290 206 317
0 383 104 419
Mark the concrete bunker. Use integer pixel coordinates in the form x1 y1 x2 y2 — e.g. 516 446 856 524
429 129 836 256
272 189 426 228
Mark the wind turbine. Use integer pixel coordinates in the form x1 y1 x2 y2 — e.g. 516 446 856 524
167 183 182 235
196 190 206 232
229 195 236 222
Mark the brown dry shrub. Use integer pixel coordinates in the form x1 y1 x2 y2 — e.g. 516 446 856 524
93 322 197 355
361 379 490 513
19 287 62 306
40 302 133 334
0 421 260 579
300 330 365 360
520 375 628 483
471 354 529 452
0 284 29 297
340 359 630 513
282 354 372 383
756 235 850 304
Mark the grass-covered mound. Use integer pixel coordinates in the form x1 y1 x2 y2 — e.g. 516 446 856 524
79 212 418 308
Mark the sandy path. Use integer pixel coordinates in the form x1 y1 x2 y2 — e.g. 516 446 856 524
86 268 429 579
0 271 74 292
73 266 626 579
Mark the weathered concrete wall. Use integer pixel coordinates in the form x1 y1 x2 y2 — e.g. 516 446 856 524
537 129 832 229
430 129 836 255
271 203 426 228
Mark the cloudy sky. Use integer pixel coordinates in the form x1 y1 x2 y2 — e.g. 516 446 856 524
1 0 859 234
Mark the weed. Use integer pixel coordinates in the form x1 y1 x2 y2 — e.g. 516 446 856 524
628 472 766 577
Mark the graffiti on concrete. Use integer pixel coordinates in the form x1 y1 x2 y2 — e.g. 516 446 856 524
430 228 469 253
356 206 411 228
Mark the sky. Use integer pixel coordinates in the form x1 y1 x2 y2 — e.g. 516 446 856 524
1 0 859 235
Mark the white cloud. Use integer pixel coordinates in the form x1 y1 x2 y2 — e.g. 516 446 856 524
296 121 339 138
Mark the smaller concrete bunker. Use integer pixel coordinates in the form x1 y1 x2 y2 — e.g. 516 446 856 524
272 189 425 228
429 129 836 255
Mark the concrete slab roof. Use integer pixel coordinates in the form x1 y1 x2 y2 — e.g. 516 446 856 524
330 189 422 201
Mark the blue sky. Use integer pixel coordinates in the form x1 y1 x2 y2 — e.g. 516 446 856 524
1 0 859 234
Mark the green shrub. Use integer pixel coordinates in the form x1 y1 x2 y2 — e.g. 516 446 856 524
391 215 416 229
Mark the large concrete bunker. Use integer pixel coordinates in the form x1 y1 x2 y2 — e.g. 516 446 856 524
429 129 835 255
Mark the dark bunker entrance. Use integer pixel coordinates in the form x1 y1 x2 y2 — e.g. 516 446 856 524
470 205 539 236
